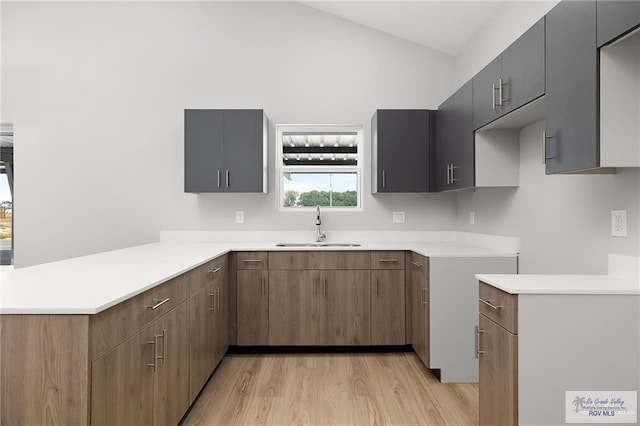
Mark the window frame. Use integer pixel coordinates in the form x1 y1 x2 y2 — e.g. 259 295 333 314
276 124 363 212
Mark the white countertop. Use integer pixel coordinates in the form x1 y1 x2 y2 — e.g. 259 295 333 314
476 274 640 295
0 241 516 314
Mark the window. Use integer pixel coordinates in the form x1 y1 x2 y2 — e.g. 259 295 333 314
276 125 362 210
0 124 13 267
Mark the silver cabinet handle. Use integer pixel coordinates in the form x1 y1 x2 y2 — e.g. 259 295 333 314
446 164 450 185
261 275 265 296
217 170 221 189
382 169 386 189
498 77 504 107
378 259 399 263
474 325 485 358
542 131 554 164
208 292 215 311
492 83 496 110
411 261 422 268
147 337 158 371
207 267 221 278
150 297 170 310
159 329 167 365
421 288 428 306
242 259 263 263
225 170 230 188
479 298 502 310
450 164 457 183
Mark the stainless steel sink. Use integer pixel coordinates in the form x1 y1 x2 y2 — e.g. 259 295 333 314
276 243 361 247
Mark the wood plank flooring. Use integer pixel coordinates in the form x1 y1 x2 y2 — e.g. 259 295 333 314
181 352 478 426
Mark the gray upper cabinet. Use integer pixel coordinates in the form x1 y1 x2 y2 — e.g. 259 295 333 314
185 109 267 193
472 18 545 130
435 81 474 192
544 1 598 174
597 0 640 47
372 110 433 193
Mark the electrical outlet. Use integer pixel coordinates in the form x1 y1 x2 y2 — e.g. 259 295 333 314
235 211 245 224
469 211 475 225
611 210 627 237
393 211 405 223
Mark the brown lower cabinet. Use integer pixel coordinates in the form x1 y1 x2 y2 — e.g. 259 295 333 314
92 301 190 426
410 253 429 366
371 269 405 345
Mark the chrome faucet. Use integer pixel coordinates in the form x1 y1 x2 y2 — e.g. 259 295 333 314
315 205 326 242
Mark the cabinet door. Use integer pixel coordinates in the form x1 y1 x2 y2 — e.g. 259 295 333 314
478 314 517 426
371 270 405 345
153 302 190 426
214 262 229 365
545 0 598 174
449 80 474 190
373 110 431 193
268 270 319 345
188 283 216 404
223 110 265 192
502 18 545 115
435 94 454 192
472 56 503 129
597 0 640 47
410 255 429 367
236 270 269 345
91 324 155 426
184 109 225 193
319 270 371 345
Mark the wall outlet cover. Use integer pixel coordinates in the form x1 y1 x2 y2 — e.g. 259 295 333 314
393 211 405 223
611 210 627 237
235 211 245 224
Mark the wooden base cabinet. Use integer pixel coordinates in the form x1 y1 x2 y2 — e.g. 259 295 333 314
371 269 405 345
477 281 640 425
92 302 190 426
410 253 429 367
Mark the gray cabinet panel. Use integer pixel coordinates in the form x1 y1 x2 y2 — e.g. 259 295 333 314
223 110 265 192
597 0 640 47
184 109 267 193
372 110 431 193
435 80 474 192
502 18 545 116
545 1 598 174
184 110 224 193
472 56 503 129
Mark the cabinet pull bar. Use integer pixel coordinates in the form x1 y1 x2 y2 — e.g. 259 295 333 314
208 293 215 311
422 288 428 306
147 338 157 371
378 259 399 262
474 326 486 358
492 83 496 110
160 329 167 365
150 297 170 310
450 164 457 183
411 261 423 268
382 170 386 189
225 170 230 188
479 298 502 310
261 276 265 296
241 259 263 263
217 170 221 189
498 77 504 107
543 131 554 164
323 277 327 297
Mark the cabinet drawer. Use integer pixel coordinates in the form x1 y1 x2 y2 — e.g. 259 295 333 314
479 281 518 334
269 251 370 270
236 252 269 270
371 251 405 269
190 256 227 295
89 273 189 361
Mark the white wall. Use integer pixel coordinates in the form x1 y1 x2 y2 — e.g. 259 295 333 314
456 121 640 274
2 2 457 267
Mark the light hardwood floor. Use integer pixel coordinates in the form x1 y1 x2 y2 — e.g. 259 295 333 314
182 352 478 426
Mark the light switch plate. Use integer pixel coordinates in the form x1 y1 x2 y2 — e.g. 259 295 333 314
611 210 627 237
393 211 405 223
235 211 245 224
